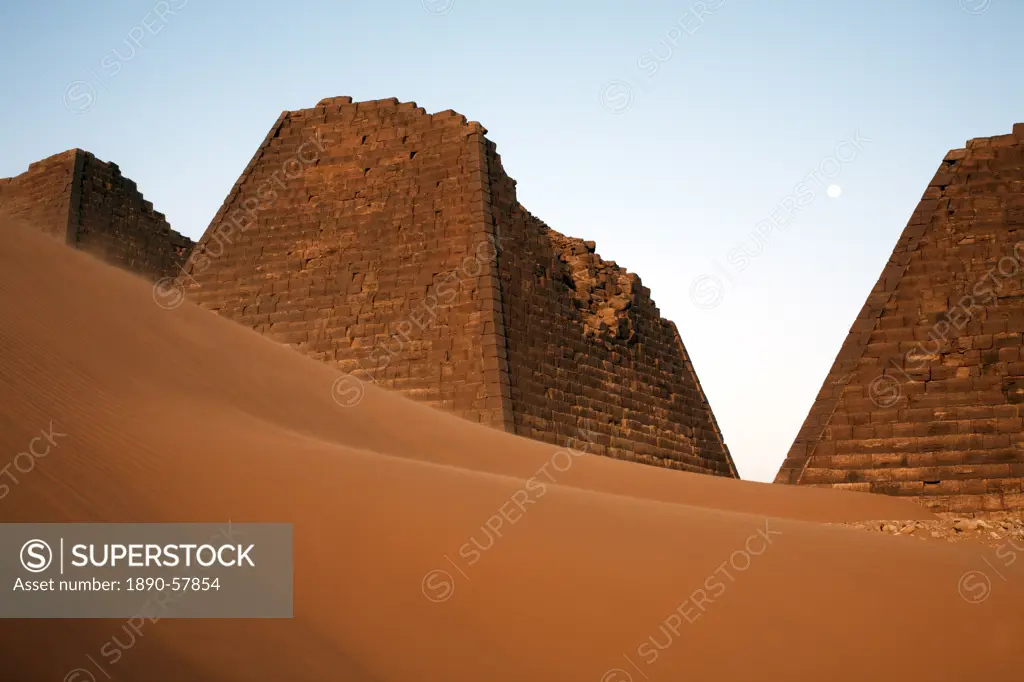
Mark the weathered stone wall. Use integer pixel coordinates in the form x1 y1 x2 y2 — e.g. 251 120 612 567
181 96 736 477
776 123 1024 513
0 149 192 281
484 143 735 474
0 150 79 241
182 97 512 429
72 152 193 281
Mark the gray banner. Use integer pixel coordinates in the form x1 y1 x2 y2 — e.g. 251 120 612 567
0 523 292 618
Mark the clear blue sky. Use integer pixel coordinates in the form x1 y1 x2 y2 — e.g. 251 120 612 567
2 0 1021 481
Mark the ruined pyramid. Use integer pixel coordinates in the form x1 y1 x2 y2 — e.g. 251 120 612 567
775 123 1024 513
177 96 738 477
0 149 192 281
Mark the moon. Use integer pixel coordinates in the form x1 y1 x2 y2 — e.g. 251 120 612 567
827 184 842 198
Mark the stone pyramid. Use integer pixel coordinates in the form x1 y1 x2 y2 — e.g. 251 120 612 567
177 96 737 477
0 149 192 280
775 123 1024 513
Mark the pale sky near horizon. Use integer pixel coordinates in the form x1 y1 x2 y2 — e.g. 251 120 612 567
2 0 1022 482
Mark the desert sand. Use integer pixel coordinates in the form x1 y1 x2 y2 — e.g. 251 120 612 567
0 219 1021 680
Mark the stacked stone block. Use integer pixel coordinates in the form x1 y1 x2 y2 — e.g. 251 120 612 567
775 123 1024 513
182 97 513 429
0 150 79 242
72 152 193 281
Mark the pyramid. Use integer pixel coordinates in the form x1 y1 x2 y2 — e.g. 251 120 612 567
177 96 737 477
0 149 192 280
775 123 1024 513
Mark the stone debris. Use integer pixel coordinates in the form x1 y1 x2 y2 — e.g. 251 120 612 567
836 514 1024 548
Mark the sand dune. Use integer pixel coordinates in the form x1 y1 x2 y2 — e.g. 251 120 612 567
1 220 1021 681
